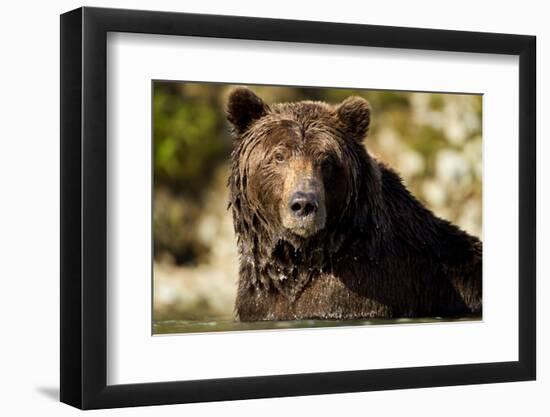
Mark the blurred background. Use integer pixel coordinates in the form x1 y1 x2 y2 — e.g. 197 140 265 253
153 82 482 329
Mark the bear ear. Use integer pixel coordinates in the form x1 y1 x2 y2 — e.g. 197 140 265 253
336 96 371 142
227 87 269 134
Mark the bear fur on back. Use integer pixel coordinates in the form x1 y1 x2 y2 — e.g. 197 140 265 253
226 87 482 321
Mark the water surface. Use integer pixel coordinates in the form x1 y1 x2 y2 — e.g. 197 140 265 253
154 315 481 335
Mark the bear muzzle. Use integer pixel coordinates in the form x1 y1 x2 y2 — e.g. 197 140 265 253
281 179 326 238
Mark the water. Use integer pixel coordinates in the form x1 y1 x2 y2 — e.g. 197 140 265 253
153 315 481 335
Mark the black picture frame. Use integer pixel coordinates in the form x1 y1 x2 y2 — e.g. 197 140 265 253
60 6 536 410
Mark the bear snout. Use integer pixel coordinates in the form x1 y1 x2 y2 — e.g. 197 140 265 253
281 178 326 238
289 191 319 217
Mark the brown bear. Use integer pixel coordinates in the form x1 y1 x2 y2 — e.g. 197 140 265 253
226 87 482 321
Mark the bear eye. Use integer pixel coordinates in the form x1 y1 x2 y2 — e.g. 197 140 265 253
274 152 286 163
322 156 335 172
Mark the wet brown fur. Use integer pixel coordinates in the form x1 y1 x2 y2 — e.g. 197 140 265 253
227 87 482 321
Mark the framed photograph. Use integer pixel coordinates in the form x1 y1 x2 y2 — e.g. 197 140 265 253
60 6 536 409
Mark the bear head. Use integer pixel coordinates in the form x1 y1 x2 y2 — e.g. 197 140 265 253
226 87 384 285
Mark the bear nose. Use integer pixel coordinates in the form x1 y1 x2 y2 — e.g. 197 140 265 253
289 192 319 217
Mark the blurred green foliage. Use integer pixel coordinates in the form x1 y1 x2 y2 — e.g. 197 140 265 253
154 82 232 196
